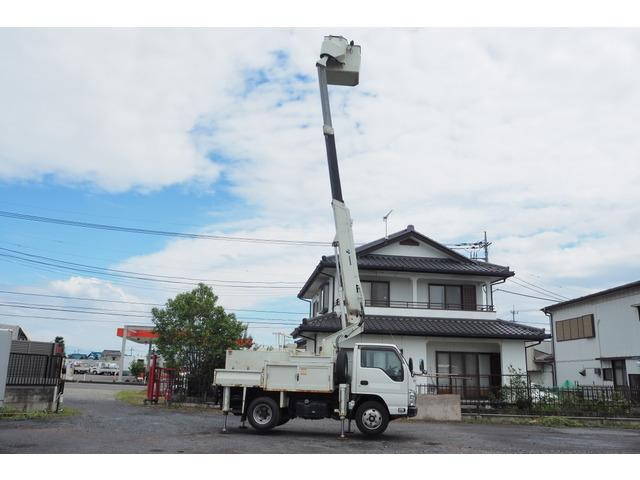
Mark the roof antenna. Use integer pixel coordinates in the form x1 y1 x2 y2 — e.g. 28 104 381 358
383 210 393 239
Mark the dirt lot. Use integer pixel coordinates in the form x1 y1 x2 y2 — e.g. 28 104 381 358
0 383 639 453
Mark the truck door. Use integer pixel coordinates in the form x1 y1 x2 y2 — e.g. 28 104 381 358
354 345 408 415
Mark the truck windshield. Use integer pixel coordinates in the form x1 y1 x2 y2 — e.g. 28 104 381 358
360 347 404 382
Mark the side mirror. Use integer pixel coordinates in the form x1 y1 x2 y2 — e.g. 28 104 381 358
408 358 414 376
419 359 425 374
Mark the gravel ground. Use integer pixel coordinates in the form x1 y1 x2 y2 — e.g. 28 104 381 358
0 383 639 453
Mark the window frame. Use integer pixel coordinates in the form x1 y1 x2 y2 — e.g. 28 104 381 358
359 346 404 382
555 314 595 342
428 284 473 310
361 280 391 307
319 282 330 314
435 351 500 398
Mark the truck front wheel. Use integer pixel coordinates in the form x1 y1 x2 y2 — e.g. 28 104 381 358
247 397 280 432
355 401 389 436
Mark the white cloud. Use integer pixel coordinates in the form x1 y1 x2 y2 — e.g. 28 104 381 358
4 29 640 344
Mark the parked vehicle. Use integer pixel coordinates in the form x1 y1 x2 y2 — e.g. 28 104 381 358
90 362 119 375
213 36 417 438
71 361 91 374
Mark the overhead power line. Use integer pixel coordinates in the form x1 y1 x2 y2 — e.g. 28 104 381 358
0 313 300 329
0 289 307 314
510 276 570 300
494 288 559 303
0 210 331 247
508 277 568 300
507 278 565 301
0 247 301 289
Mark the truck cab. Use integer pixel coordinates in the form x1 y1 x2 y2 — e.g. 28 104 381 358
350 343 417 419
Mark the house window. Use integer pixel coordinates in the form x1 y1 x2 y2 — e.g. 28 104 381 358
362 281 390 307
436 351 501 398
428 284 476 310
429 285 445 308
555 314 595 342
319 283 330 313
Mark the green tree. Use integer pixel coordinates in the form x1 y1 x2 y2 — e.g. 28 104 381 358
129 359 145 378
151 283 246 399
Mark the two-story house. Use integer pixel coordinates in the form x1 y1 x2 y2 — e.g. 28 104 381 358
292 226 548 398
542 280 640 389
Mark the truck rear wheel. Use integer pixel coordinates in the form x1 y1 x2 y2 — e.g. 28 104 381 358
247 397 280 432
355 400 389 436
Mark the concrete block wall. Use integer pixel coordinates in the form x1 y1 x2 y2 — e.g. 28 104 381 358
410 394 461 422
3 385 55 412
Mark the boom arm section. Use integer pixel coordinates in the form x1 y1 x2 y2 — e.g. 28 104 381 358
316 37 365 356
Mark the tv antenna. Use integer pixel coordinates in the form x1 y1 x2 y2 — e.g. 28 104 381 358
383 210 393 239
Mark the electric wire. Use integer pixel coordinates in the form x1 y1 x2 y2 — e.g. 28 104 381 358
494 288 559 303
0 312 300 328
508 277 567 301
0 290 307 314
0 210 332 246
0 247 301 288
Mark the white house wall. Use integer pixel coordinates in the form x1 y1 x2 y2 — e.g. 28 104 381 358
374 241 450 258
306 333 526 385
551 287 640 386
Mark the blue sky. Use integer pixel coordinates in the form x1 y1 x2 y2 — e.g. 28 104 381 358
1 29 640 354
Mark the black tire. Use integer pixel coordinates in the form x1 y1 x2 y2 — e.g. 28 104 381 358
355 400 389 437
335 349 349 384
247 397 280 432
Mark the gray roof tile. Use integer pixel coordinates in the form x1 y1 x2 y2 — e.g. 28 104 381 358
292 312 548 341
320 254 513 276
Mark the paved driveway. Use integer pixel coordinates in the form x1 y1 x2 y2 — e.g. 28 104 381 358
1 383 639 453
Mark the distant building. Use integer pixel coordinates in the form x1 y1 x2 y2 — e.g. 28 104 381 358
67 353 88 360
543 280 640 388
526 339 554 386
0 323 29 341
100 350 122 362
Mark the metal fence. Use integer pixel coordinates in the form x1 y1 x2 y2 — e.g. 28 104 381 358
145 356 219 405
416 375 640 417
7 352 64 386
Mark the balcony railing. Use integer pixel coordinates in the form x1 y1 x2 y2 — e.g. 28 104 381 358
364 299 494 312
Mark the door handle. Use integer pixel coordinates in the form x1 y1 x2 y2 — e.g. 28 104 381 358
360 380 368 385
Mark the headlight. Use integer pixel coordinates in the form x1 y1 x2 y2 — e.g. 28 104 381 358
408 389 416 407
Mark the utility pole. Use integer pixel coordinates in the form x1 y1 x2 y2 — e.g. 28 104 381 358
483 231 489 262
510 305 518 322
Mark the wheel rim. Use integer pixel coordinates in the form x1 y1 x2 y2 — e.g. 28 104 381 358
253 403 273 425
361 408 383 429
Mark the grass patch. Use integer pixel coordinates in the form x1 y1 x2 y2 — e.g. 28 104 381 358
0 406 80 421
464 415 640 430
115 389 147 406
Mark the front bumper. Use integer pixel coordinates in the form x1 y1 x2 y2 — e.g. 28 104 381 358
408 406 418 418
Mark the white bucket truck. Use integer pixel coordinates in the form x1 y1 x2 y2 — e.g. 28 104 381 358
213 36 417 437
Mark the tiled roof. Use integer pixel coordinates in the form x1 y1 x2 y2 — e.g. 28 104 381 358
542 279 640 312
297 226 514 298
320 254 512 276
292 312 548 341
